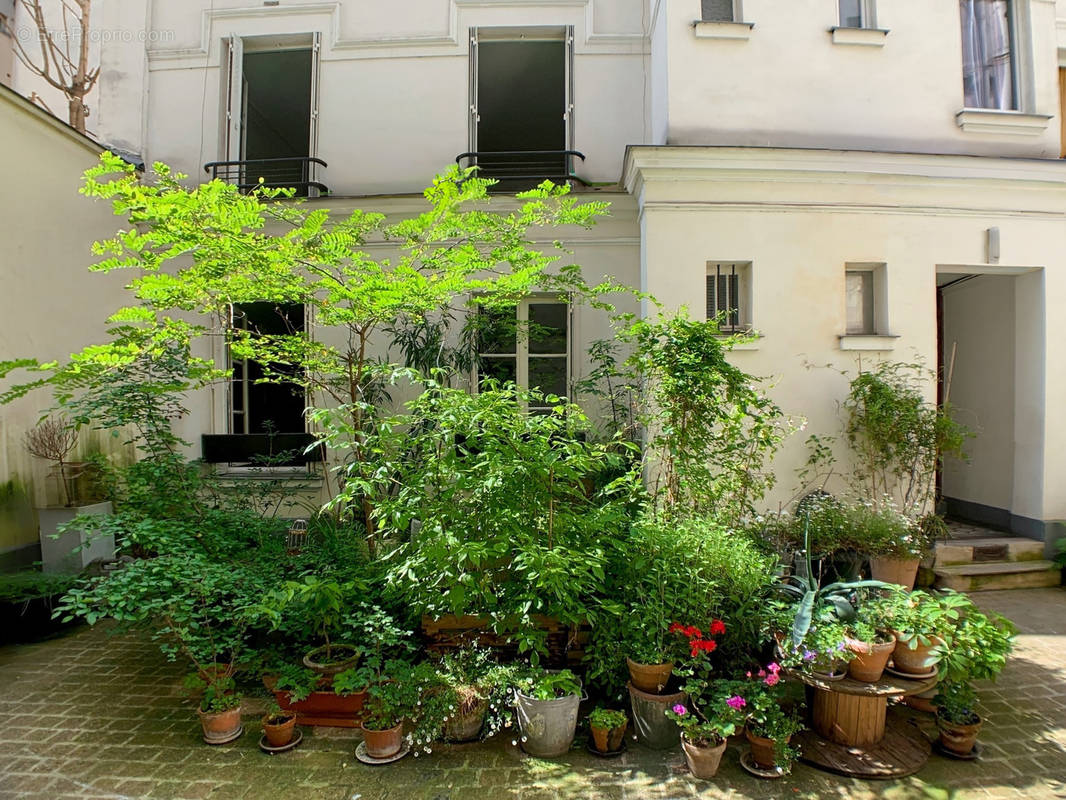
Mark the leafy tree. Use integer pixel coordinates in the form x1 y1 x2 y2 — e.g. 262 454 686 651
1 155 618 554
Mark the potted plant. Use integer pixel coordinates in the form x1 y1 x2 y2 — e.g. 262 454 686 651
187 673 243 745
430 647 520 743
844 601 896 683
787 617 854 681
588 707 628 755
933 600 1015 757
259 576 361 676
882 590 969 676
625 620 692 694
719 664 804 776
513 669 584 758
262 702 297 748
24 416 114 573
666 694 744 780
852 503 931 591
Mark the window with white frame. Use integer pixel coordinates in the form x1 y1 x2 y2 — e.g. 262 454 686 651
706 262 751 333
838 0 877 28
960 0 1017 110
844 263 887 336
476 298 570 410
702 0 741 22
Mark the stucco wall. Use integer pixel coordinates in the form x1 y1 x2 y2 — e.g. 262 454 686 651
0 85 133 553
625 146 1066 516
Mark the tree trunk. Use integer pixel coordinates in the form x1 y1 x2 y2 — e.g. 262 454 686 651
69 97 86 133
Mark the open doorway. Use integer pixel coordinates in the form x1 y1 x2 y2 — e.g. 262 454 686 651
469 28 573 190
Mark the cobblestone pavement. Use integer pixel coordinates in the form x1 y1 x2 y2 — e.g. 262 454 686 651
1 589 1064 800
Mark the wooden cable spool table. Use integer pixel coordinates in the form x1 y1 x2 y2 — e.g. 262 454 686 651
788 669 937 779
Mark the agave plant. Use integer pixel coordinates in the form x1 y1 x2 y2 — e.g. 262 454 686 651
777 517 891 646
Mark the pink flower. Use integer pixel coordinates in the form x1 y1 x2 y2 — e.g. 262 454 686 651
726 695 746 710
764 672 780 687
757 669 766 678
767 662 781 674
745 671 752 678
672 704 687 715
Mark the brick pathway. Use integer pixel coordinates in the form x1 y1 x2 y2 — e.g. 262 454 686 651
1 589 1064 800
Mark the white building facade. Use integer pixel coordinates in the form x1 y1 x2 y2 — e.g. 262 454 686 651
5 0 1066 557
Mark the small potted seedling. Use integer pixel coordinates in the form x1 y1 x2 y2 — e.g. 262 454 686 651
587 707 627 755
262 702 297 748
186 672 243 745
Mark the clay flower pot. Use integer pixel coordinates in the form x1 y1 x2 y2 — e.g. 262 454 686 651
846 636 896 682
262 712 297 747
745 726 788 771
869 557 920 591
937 712 982 755
198 706 242 744
361 721 404 759
626 657 674 694
590 721 627 753
303 643 361 676
682 734 728 779
892 634 944 675
444 698 488 742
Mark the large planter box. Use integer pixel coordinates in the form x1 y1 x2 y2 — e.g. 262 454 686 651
38 502 114 574
421 614 589 670
263 675 365 728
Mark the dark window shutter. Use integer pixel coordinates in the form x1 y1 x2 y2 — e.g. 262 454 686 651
702 0 735 22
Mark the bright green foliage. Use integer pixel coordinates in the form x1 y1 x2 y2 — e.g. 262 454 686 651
257 575 359 662
0 571 80 604
666 692 745 748
933 597 1015 722
515 668 582 701
587 707 627 731
365 383 643 661
844 361 970 518
622 314 791 521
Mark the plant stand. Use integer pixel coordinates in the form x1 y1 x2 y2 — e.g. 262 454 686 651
790 670 937 779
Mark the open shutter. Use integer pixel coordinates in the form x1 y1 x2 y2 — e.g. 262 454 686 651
222 35 244 165
468 28 479 155
564 26 575 174
308 31 322 196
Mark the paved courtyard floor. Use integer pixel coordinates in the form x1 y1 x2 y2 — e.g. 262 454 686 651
1 588 1064 800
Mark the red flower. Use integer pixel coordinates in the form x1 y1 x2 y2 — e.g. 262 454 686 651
683 625 702 639
690 639 718 657
709 620 726 636
668 622 684 634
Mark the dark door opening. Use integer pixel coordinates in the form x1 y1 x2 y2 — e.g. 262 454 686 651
241 48 313 194
232 303 306 435
476 38 566 190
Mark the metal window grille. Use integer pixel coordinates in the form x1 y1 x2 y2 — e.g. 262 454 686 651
706 265 743 332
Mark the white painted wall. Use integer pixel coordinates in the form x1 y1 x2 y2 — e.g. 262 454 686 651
0 85 133 552
624 146 1066 515
660 0 1062 158
941 276 1017 513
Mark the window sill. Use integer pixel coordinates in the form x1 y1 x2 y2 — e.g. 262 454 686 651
829 26 888 47
955 109 1051 136
693 20 754 40
838 334 898 351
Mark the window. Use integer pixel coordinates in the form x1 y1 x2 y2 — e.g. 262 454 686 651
706 262 751 333
838 0 876 28
844 263 888 336
960 0 1016 111
476 299 570 410
230 303 306 435
845 271 875 334
702 0 739 22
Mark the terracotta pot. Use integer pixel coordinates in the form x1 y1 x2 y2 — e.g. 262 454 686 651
626 657 674 694
361 721 404 759
590 722 627 753
262 712 297 747
903 686 938 714
937 712 982 755
263 675 366 728
846 636 896 682
892 634 944 675
303 643 361 676
444 698 488 742
682 734 727 779
746 726 788 771
198 706 242 744
869 557 920 591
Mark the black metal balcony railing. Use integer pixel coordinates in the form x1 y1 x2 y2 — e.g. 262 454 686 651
203 157 329 196
455 150 589 190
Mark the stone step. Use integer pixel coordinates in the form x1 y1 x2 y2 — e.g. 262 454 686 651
933 560 1061 592
935 537 1046 566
